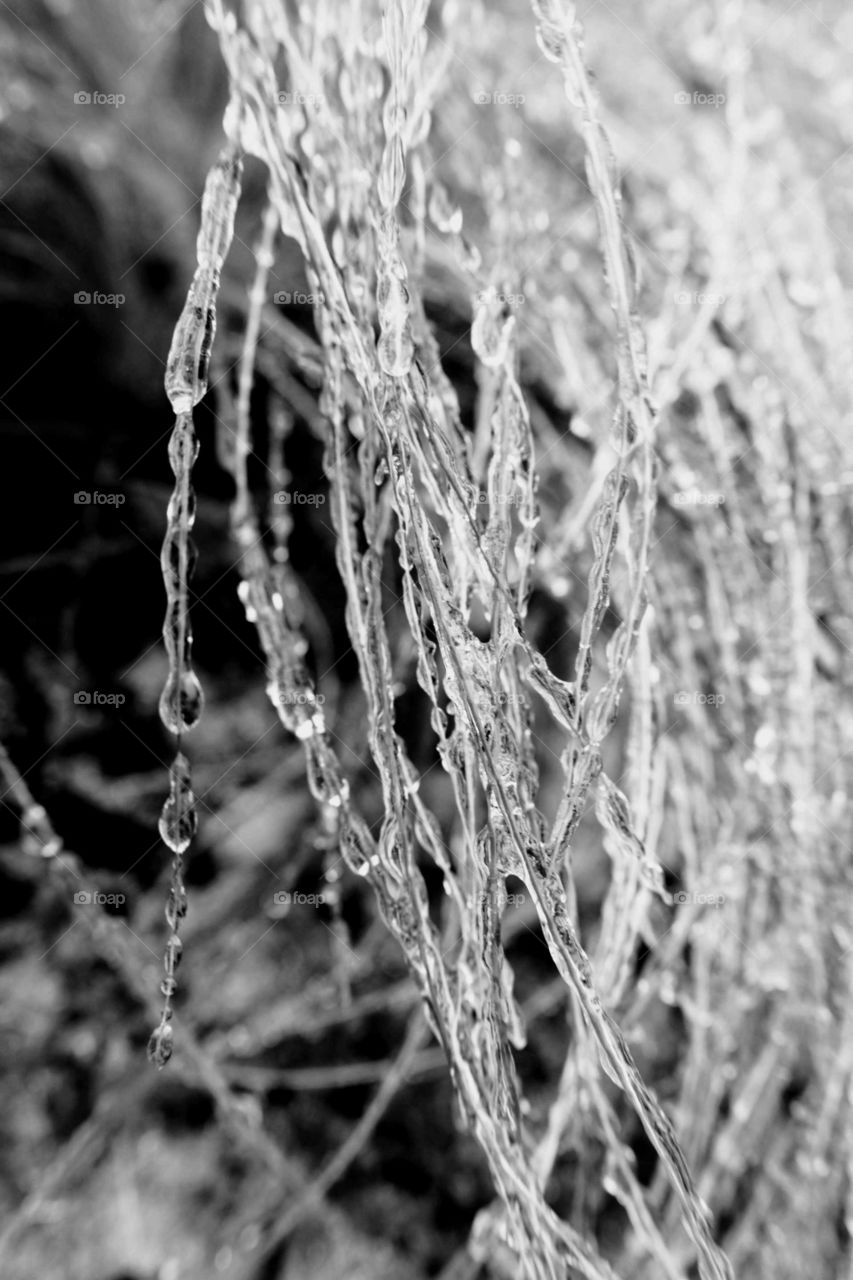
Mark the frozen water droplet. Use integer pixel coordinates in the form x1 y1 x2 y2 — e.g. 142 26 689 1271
331 225 347 267
159 754 197 855
159 669 204 735
166 886 188 933
165 932 183 971
294 715 319 741
147 1023 173 1068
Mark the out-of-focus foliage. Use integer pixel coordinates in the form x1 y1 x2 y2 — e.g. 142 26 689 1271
1 2 853 1279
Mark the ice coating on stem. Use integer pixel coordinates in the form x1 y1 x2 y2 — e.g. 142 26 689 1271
151 126 244 1068
165 145 244 414
373 3 423 378
376 223 415 377
159 414 203 735
0 742 64 859
126 4 775 1273
148 751 194 1066
147 1022 174 1069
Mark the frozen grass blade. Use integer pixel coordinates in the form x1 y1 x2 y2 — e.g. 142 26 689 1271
149 121 244 1068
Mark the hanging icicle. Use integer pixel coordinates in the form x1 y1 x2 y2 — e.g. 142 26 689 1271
149 124 244 1069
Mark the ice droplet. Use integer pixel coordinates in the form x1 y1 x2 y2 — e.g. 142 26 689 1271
159 669 204 735
147 1023 174 1068
158 753 197 854
165 932 183 971
165 884 188 931
295 714 321 741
